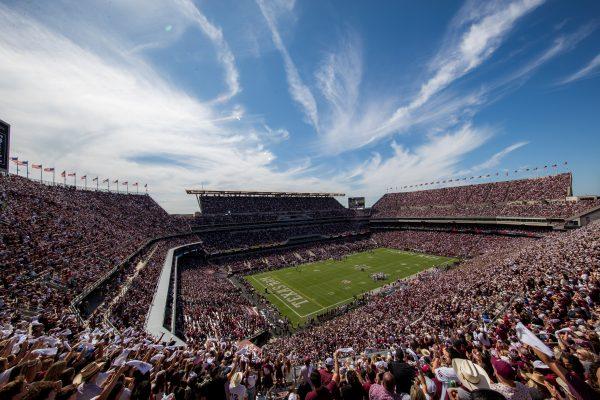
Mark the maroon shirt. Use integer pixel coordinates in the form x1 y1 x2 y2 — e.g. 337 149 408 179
306 380 338 400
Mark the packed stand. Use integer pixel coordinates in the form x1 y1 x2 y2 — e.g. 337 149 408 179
199 222 369 253
214 238 377 274
372 173 600 219
106 237 201 332
177 258 267 343
200 195 346 215
373 230 541 258
0 222 597 400
0 175 186 318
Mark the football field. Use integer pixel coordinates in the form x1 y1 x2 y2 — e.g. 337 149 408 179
245 248 457 326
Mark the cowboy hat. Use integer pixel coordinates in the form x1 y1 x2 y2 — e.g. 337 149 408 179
452 358 491 391
73 362 104 385
525 372 546 386
230 372 243 388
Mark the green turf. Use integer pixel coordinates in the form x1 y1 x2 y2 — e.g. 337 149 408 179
244 248 457 326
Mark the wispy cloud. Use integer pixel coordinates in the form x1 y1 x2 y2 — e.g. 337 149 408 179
256 0 319 130
318 0 545 154
0 3 341 212
175 0 240 103
558 52 600 85
509 23 597 83
340 124 492 201
470 141 529 171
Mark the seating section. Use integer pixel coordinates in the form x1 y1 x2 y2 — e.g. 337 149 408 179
372 173 600 219
0 174 185 316
1 171 599 400
200 195 345 214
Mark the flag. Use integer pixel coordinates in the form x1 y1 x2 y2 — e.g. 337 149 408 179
552 164 557 168
10 157 18 162
92 177 98 181
61 171 66 177
122 181 128 185
113 180 119 183
564 161 568 165
543 165 548 169
17 161 28 166
32 164 42 169
132 182 138 186
103 178 109 183
144 184 148 188
67 172 76 177
81 175 87 180
44 167 54 172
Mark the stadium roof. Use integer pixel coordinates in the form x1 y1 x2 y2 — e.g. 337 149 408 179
185 189 345 197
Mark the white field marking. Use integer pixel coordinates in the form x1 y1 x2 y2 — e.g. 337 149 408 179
259 275 327 309
249 275 314 318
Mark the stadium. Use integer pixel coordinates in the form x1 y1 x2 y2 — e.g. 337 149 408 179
1 2 600 400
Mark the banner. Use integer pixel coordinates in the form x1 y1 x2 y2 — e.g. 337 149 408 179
0 120 9 173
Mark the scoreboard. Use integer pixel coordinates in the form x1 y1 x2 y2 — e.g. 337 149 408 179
0 120 9 174
348 197 365 209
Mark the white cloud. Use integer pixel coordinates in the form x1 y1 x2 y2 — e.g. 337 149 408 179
318 0 544 154
0 4 341 213
256 0 319 130
558 53 600 85
343 124 492 202
175 0 241 103
470 141 529 171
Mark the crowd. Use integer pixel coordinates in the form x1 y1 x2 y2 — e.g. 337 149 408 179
2 172 599 400
373 173 600 219
107 238 201 332
193 209 356 227
215 238 376 274
0 220 597 399
200 195 345 215
178 259 267 343
199 222 369 253
373 230 540 258
0 174 186 318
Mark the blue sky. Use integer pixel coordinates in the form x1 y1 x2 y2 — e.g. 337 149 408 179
1 0 599 212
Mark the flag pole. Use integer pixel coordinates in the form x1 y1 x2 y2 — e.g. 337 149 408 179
52 170 55 185
74 173 76 187
40 165 43 182
26 164 29 179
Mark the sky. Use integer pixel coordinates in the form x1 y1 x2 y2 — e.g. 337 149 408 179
1 0 599 213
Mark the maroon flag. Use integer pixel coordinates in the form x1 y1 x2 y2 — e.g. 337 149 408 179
32 164 42 169
44 167 54 172
67 172 76 177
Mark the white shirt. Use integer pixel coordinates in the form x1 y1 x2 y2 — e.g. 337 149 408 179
229 383 247 400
